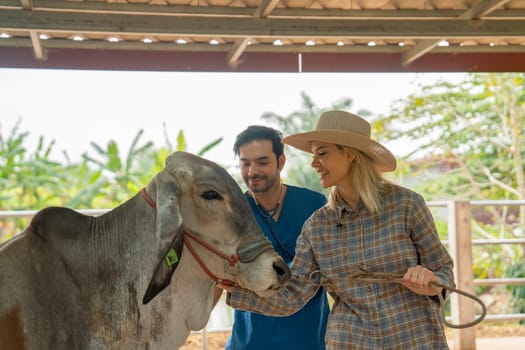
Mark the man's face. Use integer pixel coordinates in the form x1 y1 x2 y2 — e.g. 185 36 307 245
238 140 281 193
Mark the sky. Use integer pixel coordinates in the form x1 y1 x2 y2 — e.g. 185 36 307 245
1 69 467 168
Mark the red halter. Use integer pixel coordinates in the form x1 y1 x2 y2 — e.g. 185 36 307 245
141 188 238 287
183 229 239 287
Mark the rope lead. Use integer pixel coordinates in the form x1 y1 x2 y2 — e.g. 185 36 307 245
309 269 486 329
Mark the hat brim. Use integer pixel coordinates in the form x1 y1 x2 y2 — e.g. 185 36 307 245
282 130 397 172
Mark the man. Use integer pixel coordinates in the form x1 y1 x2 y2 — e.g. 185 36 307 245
225 125 329 350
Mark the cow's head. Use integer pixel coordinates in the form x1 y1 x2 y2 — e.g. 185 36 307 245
142 152 290 304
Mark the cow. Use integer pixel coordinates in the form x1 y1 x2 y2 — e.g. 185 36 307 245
0 152 291 349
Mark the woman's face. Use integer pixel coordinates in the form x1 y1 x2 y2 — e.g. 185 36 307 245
310 141 353 188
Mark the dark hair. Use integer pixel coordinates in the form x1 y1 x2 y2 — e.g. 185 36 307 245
233 125 284 158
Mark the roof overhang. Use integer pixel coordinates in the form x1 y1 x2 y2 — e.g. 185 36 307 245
3 47 525 72
1 0 525 72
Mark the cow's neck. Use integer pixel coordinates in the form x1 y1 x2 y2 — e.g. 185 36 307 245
90 193 218 344
171 250 219 331
95 192 158 248
50 193 157 288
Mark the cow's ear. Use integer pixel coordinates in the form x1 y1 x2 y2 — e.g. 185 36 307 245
143 155 186 304
142 229 184 304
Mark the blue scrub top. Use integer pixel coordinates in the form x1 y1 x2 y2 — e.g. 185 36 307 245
226 185 329 350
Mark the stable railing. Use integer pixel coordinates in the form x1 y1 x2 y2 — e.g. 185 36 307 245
1 200 524 350
437 200 525 350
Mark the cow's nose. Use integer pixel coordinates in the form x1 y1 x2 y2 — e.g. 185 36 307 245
273 260 291 285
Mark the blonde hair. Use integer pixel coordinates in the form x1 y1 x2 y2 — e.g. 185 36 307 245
328 146 393 214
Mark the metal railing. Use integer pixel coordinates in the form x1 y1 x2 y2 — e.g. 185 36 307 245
429 200 525 350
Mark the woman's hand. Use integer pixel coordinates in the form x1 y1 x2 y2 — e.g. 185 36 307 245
216 282 233 293
402 265 442 296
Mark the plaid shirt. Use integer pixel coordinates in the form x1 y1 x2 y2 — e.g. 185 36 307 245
228 184 454 350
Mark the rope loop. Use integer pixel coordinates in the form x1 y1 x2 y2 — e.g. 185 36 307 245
308 269 486 329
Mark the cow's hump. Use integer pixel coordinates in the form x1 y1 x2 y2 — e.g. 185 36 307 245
30 207 90 240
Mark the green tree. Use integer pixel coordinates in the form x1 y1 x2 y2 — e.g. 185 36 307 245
382 73 525 312
260 91 370 193
382 73 525 230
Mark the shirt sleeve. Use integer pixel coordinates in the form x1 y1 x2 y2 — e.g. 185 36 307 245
409 193 455 291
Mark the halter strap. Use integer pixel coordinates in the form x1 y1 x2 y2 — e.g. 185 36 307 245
141 188 157 209
183 229 241 267
183 231 237 287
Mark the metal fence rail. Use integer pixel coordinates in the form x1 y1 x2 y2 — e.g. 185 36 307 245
0 209 109 219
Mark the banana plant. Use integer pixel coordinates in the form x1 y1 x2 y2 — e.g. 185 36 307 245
81 127 223 205
0 118 67 209
81 129 154 204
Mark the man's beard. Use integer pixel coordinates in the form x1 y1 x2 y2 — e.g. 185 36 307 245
245 173 278 194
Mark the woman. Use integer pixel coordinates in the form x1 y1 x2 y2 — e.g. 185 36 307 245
223 110 454 349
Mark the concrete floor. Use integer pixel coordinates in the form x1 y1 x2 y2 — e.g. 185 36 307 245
448 336 525 349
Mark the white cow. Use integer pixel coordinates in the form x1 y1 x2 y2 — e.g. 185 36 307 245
0 152 290 349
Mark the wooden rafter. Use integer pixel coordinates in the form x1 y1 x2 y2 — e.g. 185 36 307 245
2 10 524 38
228 0 280 67
402 0 511 65
0 0 524 70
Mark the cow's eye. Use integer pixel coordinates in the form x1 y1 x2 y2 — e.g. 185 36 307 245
201 190 223 200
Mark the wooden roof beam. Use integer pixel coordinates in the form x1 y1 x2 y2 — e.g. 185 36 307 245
19 0 45 60
3 10 525 38
402 0 511 66
29 30 45 59
229 0 280 67
19 0 31 8
227 37 251 68
459 0 511 20
3 1 525 20
253 0 280 18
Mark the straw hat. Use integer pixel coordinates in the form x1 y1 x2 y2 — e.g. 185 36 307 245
282 110 396 172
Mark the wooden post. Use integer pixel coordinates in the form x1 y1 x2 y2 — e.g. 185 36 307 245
447 200 476 350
